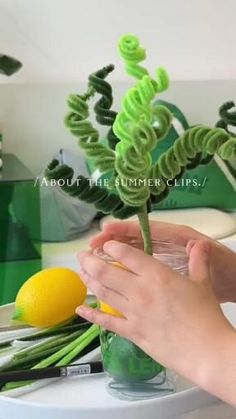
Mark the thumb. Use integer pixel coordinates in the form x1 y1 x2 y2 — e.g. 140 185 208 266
188 239 211 282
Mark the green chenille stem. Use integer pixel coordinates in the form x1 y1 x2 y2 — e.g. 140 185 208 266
137 204 153 255
0 54 22 76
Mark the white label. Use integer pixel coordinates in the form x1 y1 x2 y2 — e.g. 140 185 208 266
65 364 91 377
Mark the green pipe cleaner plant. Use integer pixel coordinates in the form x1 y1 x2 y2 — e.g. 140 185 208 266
88 64 119 150
0 54 22 76
46 34 236 256
216 101 236 137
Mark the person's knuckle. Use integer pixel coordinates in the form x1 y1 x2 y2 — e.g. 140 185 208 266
87 309 97 324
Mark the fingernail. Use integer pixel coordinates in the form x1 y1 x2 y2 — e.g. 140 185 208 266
103 240 118 251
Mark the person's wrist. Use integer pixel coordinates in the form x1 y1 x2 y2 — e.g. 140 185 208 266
213 243 236 303
194 324 236 402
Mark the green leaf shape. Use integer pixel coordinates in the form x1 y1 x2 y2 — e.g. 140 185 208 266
112 73 172 207
0 54 22 76
65 86 115 173
88 64 119 149
149 125 236 202
215 101 236 137
45 160 139 219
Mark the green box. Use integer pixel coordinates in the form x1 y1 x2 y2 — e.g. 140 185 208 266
0 154 41 305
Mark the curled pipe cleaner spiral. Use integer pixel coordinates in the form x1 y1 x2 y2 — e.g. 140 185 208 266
114 119 169 207
111 72 172 207
152 105 173 140
45 160 139 219
149 126 236 200
88 64 119 150
216 101 236 136
118 34 169 93
64 91 115 173
115 121 156 207
118 34 148 80
113 75 171 155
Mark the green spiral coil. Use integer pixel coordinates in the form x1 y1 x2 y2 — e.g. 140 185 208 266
118 34 148 80
113 105 172 207
64 90 115 173
149 125 236 200
111 66 172 207
113 33 170 209
114 121 156 206
88 64 119 150
118 34 169 93
216 101 236 137
113 75 171 154
45 160 139 219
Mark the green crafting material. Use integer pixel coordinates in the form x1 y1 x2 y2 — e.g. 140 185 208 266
113 76 170 155
118 33 148 80
45 160 138 219
216 101 236 136
45 33 236 389
0 54 22 76
46 34 236 220
113 105 172 207
118 33 169 92
88 64 119 150
64 67 116 173
87 100 236 211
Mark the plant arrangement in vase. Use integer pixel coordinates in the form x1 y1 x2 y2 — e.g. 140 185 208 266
46 33 236 255
46 34 236 396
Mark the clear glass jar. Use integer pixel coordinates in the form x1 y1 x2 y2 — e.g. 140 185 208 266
93 237 189 400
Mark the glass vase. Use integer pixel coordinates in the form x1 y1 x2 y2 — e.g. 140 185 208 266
93 237 189 400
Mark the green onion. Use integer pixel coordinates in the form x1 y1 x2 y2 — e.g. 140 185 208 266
2 325 100 391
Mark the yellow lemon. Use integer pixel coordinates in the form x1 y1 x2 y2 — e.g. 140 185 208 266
100 261 128 318
13 267 87 327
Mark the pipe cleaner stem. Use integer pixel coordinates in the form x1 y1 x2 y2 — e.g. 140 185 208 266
137 204 153 255
215 101 236 137
88 64 119 150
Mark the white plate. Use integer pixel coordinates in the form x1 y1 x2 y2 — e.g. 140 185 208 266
101 208 236 240
0 304 235 419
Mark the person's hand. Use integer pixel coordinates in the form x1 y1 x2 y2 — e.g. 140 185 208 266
90 219 204 248
90 221 236 303
77 239 236 405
